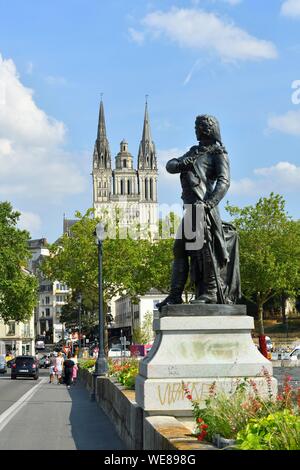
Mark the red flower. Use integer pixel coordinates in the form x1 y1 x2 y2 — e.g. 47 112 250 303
197 430 207 442
186 394 192 400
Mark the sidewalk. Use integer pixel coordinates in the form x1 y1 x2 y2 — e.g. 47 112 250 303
0 376 127 450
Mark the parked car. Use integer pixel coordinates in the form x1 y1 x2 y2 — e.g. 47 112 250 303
35 336 45 351
108 347 131 358
38 355 50 368
11 356 39 380
0 355 7 374
288 346 300 361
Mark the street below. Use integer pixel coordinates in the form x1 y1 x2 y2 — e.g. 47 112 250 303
0 369 126 450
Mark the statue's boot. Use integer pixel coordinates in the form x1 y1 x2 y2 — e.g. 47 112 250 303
156 258 189 311
196 246 218 304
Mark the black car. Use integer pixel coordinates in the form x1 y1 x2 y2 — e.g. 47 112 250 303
11 356 39 380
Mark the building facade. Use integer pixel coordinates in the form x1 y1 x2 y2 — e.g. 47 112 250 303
92 100 158 236
113 290 166 343
28 239 71 344
0 316 35 356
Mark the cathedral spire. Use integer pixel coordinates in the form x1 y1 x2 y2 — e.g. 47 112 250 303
97 98 107 140
138 99 156 170
93 98 111 169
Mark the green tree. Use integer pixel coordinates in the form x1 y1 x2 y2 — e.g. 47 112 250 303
226 194 300 335
42 209 159 315
132 311 154 344
0 202 38 323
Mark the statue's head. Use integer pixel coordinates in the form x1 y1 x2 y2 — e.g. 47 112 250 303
195 115 222 144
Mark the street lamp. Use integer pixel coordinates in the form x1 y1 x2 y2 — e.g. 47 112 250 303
94 222 108 376
77 293 82 350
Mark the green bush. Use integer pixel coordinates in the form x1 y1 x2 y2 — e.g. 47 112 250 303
78 358 96 371
237 410 300 450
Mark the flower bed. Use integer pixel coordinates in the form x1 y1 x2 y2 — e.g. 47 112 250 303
78 358 96 373
108 358 139 390
184 371 300 450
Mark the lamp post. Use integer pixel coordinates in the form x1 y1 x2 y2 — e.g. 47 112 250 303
76 293 82 351
94 222 108 377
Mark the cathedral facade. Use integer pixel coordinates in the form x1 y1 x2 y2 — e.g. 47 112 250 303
92 100 158 236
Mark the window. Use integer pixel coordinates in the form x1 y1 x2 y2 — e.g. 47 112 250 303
123 159 127 168
46 308 50 317
121 179 124 195
7 321 15 336
45 296 50 305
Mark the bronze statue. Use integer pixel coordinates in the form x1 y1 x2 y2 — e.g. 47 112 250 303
158 115 241 309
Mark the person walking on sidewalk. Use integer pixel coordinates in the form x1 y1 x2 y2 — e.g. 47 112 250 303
71 353 78 384
49 353 56 384
55 351 64 384
63 352 75 389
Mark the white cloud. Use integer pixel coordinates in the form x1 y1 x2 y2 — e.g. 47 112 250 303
128 27 145 45
0 53 85 201
281 0 300 18
136 7 277 62
268 110 300 136
17 210 42 233
229 161 300 197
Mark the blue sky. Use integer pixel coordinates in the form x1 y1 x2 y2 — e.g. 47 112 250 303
0 0 300 242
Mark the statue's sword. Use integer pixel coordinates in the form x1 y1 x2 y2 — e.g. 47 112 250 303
203 211 226 305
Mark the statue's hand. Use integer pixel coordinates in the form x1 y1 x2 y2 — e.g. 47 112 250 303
204 200 215 211
177 155 196 172
194 200 212 212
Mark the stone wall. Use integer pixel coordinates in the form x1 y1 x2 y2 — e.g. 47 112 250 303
78 369 206 451
95 376 143 450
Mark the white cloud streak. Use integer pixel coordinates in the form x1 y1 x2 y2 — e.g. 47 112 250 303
268 110 300 136
133 7 277 62
230 161 300 197
281 0 300 18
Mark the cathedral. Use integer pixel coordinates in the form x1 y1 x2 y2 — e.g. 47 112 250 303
92 100 158 236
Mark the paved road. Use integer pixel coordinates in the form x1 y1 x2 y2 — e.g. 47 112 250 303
273 366 300 389
0 369 126 450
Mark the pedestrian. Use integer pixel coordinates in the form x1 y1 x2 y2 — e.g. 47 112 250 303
55 351 64 384
63 352 75 389
71 353 78 384
49 353 55 384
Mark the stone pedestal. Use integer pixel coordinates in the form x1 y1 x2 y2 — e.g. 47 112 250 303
135 304 277 416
